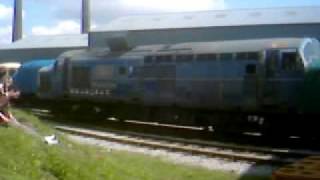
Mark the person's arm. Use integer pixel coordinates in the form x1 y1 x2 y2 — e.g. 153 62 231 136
0 112 10 123
7 90 20 99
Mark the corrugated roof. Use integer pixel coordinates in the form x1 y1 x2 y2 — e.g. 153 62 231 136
0 34 88 50
94 6 320 32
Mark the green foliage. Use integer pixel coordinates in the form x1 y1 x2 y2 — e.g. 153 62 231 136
0 108 270 180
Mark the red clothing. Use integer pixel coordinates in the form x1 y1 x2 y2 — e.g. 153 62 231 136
0 95 10 124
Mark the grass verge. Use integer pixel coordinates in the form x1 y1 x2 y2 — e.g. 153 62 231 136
0 108 272 180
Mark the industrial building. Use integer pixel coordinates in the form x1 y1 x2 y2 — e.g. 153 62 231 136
0 0 90 63
0 34 88 62
89 6 320 48
1 2 320 63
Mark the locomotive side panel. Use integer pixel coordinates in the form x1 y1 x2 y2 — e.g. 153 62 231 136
137 64 176 105
67 58 144 103
33 38 320 116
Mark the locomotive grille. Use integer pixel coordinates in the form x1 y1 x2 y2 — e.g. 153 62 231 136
71 66 91 88
139 65 176 101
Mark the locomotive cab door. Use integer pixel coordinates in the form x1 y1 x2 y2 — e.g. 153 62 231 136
264 49 304 107
277 49 304 107
265 50 280 78
243 53 261 109
264 49 280 106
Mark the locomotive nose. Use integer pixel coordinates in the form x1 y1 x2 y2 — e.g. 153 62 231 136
300 66 320 113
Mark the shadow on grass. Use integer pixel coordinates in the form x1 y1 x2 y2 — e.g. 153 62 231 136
237 163 274 180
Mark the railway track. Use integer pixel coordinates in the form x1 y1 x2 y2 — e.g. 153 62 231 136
55 125 317 165
24 107 320 165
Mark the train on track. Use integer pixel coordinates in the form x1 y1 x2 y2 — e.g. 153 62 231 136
12 37 320 138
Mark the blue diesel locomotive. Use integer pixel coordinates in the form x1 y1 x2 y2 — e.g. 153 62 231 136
14 38 320 137
13 60 55 95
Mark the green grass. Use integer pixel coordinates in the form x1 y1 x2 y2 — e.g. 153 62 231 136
0 108 272 180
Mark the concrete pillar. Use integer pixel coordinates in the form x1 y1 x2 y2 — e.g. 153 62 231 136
12 0 23 42
81 0 90 34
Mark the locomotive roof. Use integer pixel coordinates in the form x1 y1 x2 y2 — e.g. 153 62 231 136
58 48 108 60
124 38 308 55
60 38 309 61
94 7 320 32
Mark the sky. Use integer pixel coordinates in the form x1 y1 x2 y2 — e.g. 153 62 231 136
0 0 320 45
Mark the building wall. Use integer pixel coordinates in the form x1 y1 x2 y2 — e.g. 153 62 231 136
0 47 87 63
90 24 320 48
3 23 319 63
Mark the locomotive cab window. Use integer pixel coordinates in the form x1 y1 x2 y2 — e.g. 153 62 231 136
235 53 247 60
176 54 193 63
220 53 233 60
266 49 280 77
235 52 259 61
280 50 303 72
155 55 173 63
196 54 217 61
247 52 260 60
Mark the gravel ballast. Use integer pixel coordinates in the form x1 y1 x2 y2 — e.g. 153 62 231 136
68 134 277 176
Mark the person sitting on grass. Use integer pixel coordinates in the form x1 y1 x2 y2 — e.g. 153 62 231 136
0 78 20 124
0 79 39 136
0 89 20 125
